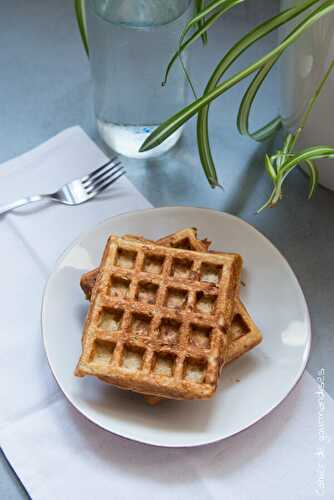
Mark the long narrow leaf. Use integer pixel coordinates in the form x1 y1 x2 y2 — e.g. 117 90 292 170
269 134 295 172
74 0 89 56
195 0 208 45
275 133 295 170
183 0 243 98
247 116 282 142
237 57 280 139
141 0 333 155
259 147 332 211
272 146 334 205
278 146 334 181
197 114 220 186
303 159 319 198
288 57 334 151
265 154 277 181
257 187 277 212
196 0 323 184
190 0 236 29
238 23 334 143
282 133 295 156
163 0 242 86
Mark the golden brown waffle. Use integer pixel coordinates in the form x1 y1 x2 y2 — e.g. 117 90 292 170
76 235 242 400
228 300 262 362
79 228 262 405
157 228 211 251
80 228 262 368
156 229 262 365
79 229 209 299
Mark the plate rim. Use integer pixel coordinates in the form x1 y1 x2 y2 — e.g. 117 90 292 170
41 206 312 448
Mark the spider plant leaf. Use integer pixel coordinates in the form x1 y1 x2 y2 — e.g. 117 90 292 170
195 0 208 45
196 111 217 185
279 146 334 180
270 152 294 161
275 133 295 169
271 150 282 163
141 0 333 156
265 154 277 181
74 0 89 57
226 0 332 143
196 0 322 150
194 0 326 185
190 0 238 29
197 114 220 187
271 146 334 205
287 58 334 151
237 57 281 140
303 159 319 198
257 186 277 213
250 116 282 142
282 133 295 155
238 21 334 144
163 0 243 86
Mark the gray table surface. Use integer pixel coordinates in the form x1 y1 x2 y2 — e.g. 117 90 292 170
1 0 333 498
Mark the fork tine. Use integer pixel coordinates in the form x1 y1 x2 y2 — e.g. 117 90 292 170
80 156 118 183
89 169 126 197
86 165 125 194
82 161 122 187
86 165 125 193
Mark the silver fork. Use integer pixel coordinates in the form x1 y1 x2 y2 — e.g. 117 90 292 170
0 157 125 216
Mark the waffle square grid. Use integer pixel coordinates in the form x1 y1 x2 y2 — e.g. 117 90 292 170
76 235 243 400
80 229 262 369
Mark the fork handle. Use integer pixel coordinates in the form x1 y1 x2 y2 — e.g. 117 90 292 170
0 195 50 215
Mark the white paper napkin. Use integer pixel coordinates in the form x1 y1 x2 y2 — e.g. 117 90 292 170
0 127 333 500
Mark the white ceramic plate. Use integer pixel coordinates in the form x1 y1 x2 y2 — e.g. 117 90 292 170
42 207 311 447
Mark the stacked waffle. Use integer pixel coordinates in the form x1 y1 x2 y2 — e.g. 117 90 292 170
76 228 262 402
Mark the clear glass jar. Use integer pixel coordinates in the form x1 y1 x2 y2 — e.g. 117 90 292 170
87 0 192 158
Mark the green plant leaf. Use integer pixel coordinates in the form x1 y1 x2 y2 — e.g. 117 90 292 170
261 146 334 210
238 15 334 144
259 52 334 212
197 113 220 186
237 57 281 140
282 133 295 155
275 133 295 170
265 154 277 181
257 187 277 212
277 145 334 184
303 159 319 198
163 0 243 86
163 0 324 184
195 0 208 45
258 150 326 213
196 0 324 185
141 0 333 169
288 58 334 152
74 0 89 56
189 0 237 30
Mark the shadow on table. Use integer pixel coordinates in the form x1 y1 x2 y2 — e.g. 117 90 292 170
221 138 275 217
116 134 277 213
114 136 211 207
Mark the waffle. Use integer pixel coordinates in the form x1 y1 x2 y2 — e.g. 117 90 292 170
76 235 242 400
228 300 262 362
80 228 262 367
79 229 261 405
156 227 211 251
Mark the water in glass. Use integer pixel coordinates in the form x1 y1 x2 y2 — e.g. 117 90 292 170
87 0 192 158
